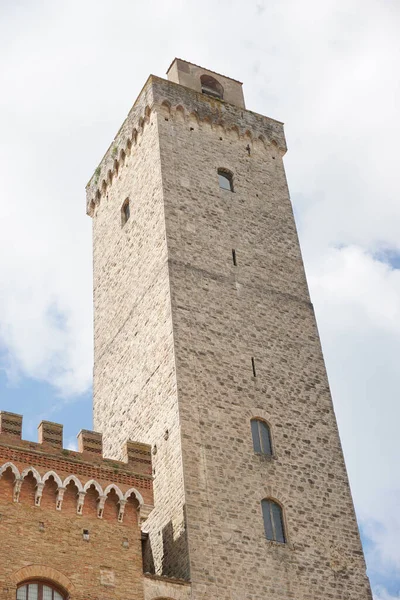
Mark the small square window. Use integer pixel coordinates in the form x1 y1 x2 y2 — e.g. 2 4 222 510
218 170 233 192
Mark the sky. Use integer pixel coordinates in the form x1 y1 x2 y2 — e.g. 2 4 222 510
0 0 399 597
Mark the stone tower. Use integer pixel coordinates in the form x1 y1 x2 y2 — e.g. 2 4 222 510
87 59 372 600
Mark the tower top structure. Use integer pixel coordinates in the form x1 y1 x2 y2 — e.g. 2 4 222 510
166 58 245 107
85 59 286 217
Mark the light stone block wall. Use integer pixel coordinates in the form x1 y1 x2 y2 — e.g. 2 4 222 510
92 107 189 579
90 71 373 600
157 94 372 599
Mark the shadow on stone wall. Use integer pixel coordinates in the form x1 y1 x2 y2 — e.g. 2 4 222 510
142 506 190 580
161 518 190 579
142 532 155 575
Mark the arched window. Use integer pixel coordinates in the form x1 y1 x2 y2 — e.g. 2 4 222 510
17 582 66 600
200 75 224 100
218 169 233 192
261 499 286 543
121 198 130 226
251 419 272 456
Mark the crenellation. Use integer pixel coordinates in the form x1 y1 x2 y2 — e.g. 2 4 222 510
0 410 22 438
38 419 63 448
77 428 103 455
0 412 153 501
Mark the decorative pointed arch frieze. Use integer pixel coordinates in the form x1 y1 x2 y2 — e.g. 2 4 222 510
20 466 41 483
63 474 83 492
42 470 63 488
104 483 123 500
83 479 103 495
0 461 20 479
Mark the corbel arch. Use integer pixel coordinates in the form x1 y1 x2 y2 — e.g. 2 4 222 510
20 467 41 484
63 474 83 492
103 483 123 500
244 129 253 142
42 470 63 488
174 105 186 122
160 100 171 117
228 125 240 139
83 479 103 495
0 461 20 479
123 486 144 505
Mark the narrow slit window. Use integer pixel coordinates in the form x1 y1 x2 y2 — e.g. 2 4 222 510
232 249 237 266
218 169 233 192
261 499 286 543
121 198 130 226
251 357 256 377
251 419 272 455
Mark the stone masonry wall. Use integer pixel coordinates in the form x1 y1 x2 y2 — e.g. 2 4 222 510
89 70 373 599
157 86 372 599
91 101 189 579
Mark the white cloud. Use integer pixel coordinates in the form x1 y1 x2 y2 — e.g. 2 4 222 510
0 0 399 590
66 437 78 452
374 588 400 600
307 246 400 573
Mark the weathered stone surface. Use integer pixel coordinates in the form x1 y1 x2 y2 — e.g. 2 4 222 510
91 62 372 600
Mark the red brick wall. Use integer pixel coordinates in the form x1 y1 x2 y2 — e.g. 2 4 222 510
0 413 153 600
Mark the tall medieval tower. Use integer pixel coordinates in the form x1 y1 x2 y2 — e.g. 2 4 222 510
87 59 372 600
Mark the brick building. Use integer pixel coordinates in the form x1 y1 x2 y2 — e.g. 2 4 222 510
0 411 154 600
0 59 372 599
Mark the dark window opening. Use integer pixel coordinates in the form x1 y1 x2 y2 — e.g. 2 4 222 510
121 198 130 226
218 169 233 192
232 249 237 266
261 499 286 543
251 419 272 455
200 74 224 100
